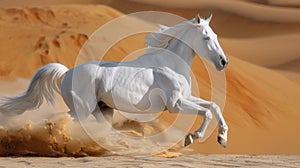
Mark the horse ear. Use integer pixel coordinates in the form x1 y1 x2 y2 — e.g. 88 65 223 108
195 14 201 24
206 14 213 23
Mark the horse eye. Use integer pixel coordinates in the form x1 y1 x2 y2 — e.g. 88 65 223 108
203 36 210 40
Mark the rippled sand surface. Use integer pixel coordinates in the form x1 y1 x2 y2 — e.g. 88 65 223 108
0 155 299 168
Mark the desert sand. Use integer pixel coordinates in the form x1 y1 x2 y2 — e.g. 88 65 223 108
0 0 300 167
0 155 300 167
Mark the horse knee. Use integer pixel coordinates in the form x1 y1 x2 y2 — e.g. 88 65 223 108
203 109 212 121
209 102 220 111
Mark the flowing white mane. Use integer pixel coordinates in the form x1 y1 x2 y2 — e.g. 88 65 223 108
146 21 193 50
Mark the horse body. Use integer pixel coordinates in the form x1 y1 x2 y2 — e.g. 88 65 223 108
0 15 229 148
61 61 190 118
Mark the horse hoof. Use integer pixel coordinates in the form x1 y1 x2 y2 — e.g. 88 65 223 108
217 136 227 148
184 133 194 147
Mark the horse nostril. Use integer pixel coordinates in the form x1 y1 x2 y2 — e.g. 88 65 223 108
221 59 226 66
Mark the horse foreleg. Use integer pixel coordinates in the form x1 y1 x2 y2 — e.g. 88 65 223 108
169 98 212 147
188 96 228 148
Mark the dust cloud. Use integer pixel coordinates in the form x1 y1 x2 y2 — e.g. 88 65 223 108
0 79 187 157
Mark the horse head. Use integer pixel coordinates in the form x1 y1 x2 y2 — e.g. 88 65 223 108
191 14 229 71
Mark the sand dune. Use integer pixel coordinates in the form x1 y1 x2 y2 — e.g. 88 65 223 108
221 34 300 67
131 0 300 22
0 5 123 79
273 59 300 84
101 0 300 39
0 0 299 157
0 0 101 7
3 0 300 38
267 0 300 7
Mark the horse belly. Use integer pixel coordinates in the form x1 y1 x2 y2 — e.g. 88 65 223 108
102 92 166 113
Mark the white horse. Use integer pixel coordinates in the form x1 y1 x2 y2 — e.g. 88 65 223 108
0 15 229 147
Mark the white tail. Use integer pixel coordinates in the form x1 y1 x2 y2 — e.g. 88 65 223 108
0 63 68 116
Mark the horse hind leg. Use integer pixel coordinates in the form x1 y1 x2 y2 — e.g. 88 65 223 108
61 87 80 121
61 88 97 121
92 101 114 124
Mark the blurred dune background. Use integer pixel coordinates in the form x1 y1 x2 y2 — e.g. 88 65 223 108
0 0 300 157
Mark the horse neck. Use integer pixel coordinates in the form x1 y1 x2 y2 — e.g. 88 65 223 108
149 38 195 81
165 38 195 69
132 32 195 82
